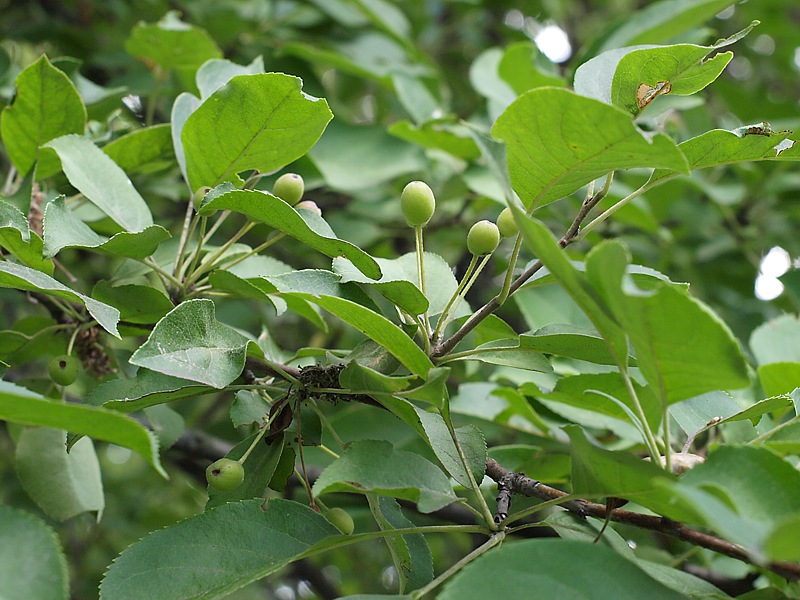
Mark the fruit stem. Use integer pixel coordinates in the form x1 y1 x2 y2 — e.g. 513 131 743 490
414 225 433 338
237 423 270 463
433 255 478 341
494 233 523 306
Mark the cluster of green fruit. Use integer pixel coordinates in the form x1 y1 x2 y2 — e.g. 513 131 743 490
400 180 518 255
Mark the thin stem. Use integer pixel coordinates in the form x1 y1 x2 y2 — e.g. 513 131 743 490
215 232 287 272
495 234 523 306
185 221 256 286
619 368 661 462
172 199 197 278
238 424 270 463
502 493 582 527
433 255 478 341
577 174 673 241
415 225 432 337
411 532 505 599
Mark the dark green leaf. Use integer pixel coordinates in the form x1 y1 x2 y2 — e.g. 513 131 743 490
0 506 68 600
91 281 174 326
100 499 338 600
439 539 688 600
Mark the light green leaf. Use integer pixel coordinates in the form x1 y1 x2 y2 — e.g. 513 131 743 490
0 199 53 274
764 514 800 561
283 293 433 379
196 56 264 100
199 189 380 279
312 440 457 513
125 11 221 75
15 428 103 521
340 360 415 394
309 120 425 191
520 324 621 365
0 506 68 600
439 539 687 600
130 299 249 389
757 362 800 397
44 135 154 232
103 124 176 175
42 197 169 258
388 120 481 159
499 42 565 95
391 72 440 124
719 394 796 427
414 409 486 488
669 392 742 435
493 88 688 209
171 92 201 185
100 499 338 600
182 73 332 190
447 337 553 372
749 314 800 365
0 55 86 177
0 381 164 477
585 241 749 404
0 261 120 337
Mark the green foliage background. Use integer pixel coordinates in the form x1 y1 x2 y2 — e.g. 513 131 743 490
0 1 799 599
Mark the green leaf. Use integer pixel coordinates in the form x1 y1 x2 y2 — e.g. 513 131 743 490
519 324 621 365
199 189 381 279
0 381 164 477
182 73 332 190
130 299 249 389
764 513 800 561
669 392 742 435
283 293 434 379
0 506 68 600
196 56 264 100
340 360 415 394
414 409 486 488
439 539 688 600
92 282 174 326
586 241 749 404
334 251 463 316
171 92 201 185
447 338 553 372
86 368 214 412
718 394 795 427
0 199 54 275
230 390 269 427
749 314 800 365
368 496 433 593
312 440 457 513
100 499 338 600
493 88 688 210
43 197 170 259
308 120 425 191
43 135 154 232
499 42 565 94
206 432 285 509
512 213 628 361
0 55 86 177
103 124 176 175
125 11 221 75
0 261 120 337
757 363 800 397
388 120 480 160
15 428 103 521
566 425 697 523
591 0 737 52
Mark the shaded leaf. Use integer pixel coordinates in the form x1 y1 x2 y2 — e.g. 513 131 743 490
520 324 621 365
91 281 174 326
85 369 214 412
130 299 249 389
414 409 486 488
312 440 457 513
0 506 68 600
103 124 176 175
0 381 164 476
15 428 103 521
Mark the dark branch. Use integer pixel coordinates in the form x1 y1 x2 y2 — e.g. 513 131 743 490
485 457 800 582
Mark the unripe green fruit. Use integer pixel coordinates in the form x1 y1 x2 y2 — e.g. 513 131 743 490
273 173 305 205
400 181 435 227
325 507 355 535
49 354 79 386
206 458 245 492
467 220 500 256
295 200 322 216
496 207 518 238
192 186 212 209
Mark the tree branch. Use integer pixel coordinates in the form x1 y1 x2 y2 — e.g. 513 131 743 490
485 457 800 582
